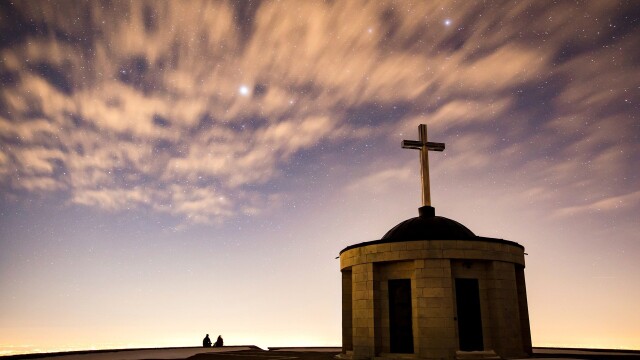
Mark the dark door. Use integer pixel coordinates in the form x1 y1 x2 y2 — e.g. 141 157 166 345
389 279 413 353
455 278 484 351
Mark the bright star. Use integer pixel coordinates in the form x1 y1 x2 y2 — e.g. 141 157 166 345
444 19 452 26
239 85 250 96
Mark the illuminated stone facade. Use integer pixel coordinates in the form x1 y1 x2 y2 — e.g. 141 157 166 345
339 206 532 360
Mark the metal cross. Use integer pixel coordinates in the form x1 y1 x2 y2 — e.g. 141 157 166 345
401 124 445 207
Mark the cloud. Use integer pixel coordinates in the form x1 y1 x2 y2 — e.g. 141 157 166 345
0 1 637 224
163 186 233 224
427 98 514 129
15 147 66 175
554 190 640 218
344 164 414 196
438 45 550 96
72 188 152 211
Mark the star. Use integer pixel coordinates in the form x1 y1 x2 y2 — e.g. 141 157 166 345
444 18 452 26
239 85 250 96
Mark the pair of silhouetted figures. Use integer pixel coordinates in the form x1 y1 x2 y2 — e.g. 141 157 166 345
203 334 223 348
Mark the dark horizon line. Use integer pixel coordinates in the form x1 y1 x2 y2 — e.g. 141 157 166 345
3 345 640 359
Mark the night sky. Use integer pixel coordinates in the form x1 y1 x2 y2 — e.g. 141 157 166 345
1 0 639 355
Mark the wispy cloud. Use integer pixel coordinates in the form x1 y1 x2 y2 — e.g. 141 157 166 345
0 1 637 223
554 190 640 218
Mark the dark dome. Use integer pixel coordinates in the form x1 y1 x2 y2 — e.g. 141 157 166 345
382 206 475 240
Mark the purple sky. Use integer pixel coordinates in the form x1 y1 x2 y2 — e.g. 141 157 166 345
0 0 639 355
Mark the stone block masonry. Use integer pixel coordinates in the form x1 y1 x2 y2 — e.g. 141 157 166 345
340 237 530 360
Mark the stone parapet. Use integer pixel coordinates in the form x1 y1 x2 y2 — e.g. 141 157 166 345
340 239 525 270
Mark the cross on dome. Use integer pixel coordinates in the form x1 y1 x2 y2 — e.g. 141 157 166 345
401 124 445 207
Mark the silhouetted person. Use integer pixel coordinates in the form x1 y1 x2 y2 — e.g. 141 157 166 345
214 335 223 347
203 334 212 347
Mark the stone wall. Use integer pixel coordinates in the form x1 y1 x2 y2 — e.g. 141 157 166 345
340 239 525 271
351 263 376 358
340 238 529 360
414 259 456 359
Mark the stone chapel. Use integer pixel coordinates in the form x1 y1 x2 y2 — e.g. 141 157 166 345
338 125 532 360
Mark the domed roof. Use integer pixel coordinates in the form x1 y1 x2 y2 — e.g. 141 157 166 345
381 206 475 240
